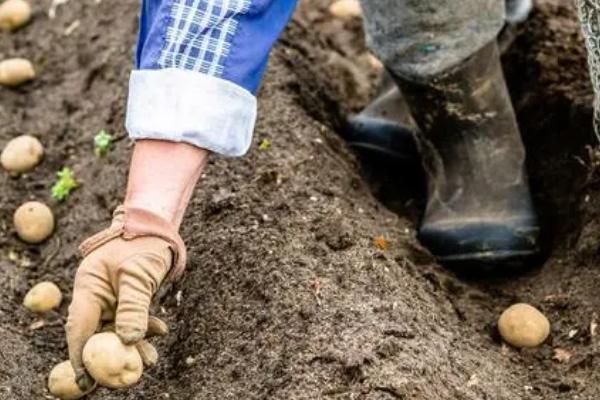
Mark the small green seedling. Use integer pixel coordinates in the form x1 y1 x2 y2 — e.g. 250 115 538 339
94 130 113 157
51 167 78 201
259 138 271 150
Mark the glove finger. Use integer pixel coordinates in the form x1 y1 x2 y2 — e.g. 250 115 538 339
135 340 159 367
147 316 169 337
115 254 167 344
65 292 102 391
101 316 168 337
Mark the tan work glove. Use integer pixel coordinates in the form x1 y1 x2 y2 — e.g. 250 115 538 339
66 206 186 390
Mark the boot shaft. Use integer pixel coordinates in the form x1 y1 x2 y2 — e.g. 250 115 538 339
393 42 530 221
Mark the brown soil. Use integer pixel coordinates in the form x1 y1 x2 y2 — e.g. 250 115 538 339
0 0 599 399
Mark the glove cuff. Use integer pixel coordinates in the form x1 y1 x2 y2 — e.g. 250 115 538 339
79 205 187 281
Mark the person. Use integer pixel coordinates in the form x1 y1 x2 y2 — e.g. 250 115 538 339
66 0 540 391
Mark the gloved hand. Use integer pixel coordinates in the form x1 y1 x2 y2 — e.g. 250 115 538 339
66 206 186 390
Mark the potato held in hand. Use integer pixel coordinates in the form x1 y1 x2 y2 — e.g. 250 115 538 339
1 135 44 173
498 303 550 348
0 58 35 86
23 281 62 313
48 361 93 400
83 332 143 389
0 0 31 31
14 201 54 243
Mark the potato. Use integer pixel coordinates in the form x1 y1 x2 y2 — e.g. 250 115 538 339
48 361 94 400
82 332 143 389
498 303 550 348
23 281 62 313
0 58 35 87
1 135 44 173
0 0 31 32
328 0 361 19
14 201 54 243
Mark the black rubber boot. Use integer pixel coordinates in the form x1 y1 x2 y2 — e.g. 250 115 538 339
343 75 420 165
393 42 540 267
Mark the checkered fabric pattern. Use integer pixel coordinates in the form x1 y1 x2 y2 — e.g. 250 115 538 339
158 0 252 76
127 0 297 156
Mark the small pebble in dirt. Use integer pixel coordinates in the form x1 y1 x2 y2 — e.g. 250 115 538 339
0 58 35 86
23 281 62 313
498 303 550 348
13 201 54 243
328 0 361 19
0 0 31 32
48 360 94 400
185 356 196 366
83 332 143 389
1 135 44 173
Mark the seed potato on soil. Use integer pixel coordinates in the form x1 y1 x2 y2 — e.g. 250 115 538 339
0 0 30 32
82 332 143 389
48 361 91 400
0 0 599 399
498 303 551 348
13 200 54 243
0 57 35 86
0 134 44 173
23 281 62 313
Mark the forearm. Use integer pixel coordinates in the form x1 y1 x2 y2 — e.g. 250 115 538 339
124 140 209 229
122 0 297 228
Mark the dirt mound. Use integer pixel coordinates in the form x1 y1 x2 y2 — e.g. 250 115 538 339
0 1 598 399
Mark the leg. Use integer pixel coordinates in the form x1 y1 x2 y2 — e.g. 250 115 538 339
359 0 504 81
357 0 540 267
345 0 533 165
577 0 600 139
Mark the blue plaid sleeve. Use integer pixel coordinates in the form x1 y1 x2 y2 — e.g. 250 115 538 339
125 0 298 156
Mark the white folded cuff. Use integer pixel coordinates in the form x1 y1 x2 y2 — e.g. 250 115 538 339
126 68 257 156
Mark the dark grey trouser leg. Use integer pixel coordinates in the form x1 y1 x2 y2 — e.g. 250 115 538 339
359 0 506 81
577 0 600 139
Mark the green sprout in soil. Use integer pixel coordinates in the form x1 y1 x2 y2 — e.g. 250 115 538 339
259 138 271 150
51 167 78 201
94 129 113 157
